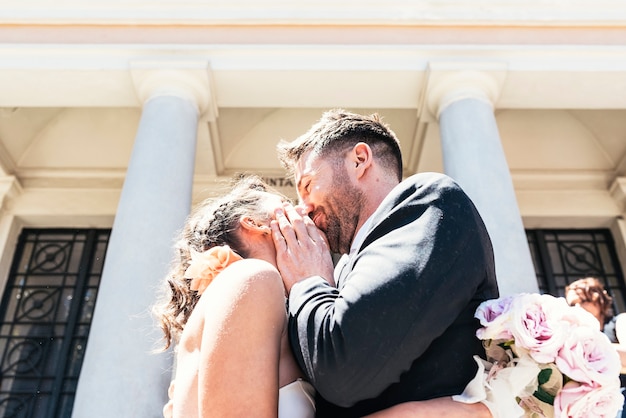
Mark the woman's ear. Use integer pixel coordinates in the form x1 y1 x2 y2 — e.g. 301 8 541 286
240 216 271 235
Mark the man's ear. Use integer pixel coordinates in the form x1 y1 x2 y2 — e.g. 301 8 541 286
351 142 373 179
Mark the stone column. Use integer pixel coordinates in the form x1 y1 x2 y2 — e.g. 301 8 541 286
425 68 538 296
72 64 215 417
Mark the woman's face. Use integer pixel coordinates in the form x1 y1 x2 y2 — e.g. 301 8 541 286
566 289 604 328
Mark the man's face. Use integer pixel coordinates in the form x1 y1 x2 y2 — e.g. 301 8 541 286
294 150 364 254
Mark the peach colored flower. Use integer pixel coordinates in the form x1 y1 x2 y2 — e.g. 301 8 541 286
184 245 243 294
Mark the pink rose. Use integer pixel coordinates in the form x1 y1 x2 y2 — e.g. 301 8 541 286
508 293 566 364
560 301 603 331
475 295 515 341
555 326 622 387
555 381 624 418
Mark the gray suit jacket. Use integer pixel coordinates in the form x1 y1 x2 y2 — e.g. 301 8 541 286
287 172 499 417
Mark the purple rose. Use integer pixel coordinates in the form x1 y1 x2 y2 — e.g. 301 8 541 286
475 295 515 341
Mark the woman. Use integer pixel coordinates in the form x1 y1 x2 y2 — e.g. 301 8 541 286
153 175 491 418
565 277 614 335
153 176 315 417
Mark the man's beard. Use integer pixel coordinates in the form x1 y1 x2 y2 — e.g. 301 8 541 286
324 180 365 255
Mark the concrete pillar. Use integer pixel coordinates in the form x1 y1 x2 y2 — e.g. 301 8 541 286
73 64 214 417
426 69 538 296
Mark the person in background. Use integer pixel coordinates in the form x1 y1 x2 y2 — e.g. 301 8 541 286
565 276 626 418
565 277 622 343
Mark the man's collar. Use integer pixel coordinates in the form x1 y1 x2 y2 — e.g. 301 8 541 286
350 214 374 256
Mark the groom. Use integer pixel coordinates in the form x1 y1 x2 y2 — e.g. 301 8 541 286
271 109 499 417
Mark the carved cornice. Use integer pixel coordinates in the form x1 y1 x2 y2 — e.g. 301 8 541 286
130 60 218 121
610 177 626 212
418 61 508 122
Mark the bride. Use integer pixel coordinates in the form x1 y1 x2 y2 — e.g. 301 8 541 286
153 175 490 418
153 175 314 417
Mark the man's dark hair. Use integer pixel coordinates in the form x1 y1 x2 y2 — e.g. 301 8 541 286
277 109 403 180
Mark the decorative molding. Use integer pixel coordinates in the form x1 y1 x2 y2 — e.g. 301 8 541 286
610 176 626 212
512 171 612 191
130 60 218 121
0 175 23 210
419 61 508 121
14 168 126 189
1 45 626 109
0 133 16 176
2 1 626 25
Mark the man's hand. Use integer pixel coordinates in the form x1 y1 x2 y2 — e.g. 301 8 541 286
271 203 335 293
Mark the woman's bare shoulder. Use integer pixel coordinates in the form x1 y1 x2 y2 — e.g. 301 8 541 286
223 258 280 282
204 258 283 301
192 258 286 332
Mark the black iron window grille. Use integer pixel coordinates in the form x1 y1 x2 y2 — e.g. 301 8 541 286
0 229 110 418
527 228 626 314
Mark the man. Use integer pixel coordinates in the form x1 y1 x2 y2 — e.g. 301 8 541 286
271 109 499 417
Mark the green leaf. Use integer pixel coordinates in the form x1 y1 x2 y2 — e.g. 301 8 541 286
537 368 553 385
533 387 555 405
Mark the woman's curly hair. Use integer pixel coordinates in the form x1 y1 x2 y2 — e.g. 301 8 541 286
565 276 614 323
152 175 288 350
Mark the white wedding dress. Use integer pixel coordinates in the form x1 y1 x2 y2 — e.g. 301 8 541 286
278 379 316 418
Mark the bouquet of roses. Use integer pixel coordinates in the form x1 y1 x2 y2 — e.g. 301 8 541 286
453 293 624 418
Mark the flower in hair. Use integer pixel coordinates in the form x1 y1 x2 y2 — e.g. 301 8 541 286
184 245 243 295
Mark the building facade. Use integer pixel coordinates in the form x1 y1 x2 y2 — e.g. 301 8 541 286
1 1 626 417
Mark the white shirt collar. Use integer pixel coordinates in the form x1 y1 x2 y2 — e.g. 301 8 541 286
349 214 374 256
333 215 374 285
